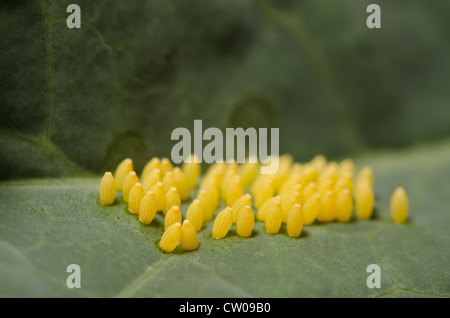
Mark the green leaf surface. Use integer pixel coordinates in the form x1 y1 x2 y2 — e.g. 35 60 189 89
1 140 449 297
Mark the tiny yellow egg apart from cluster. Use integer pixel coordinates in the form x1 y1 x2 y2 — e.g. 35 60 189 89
141 157 160 180
231 193 252 223
256 195 280 221
287 203 303 238
182 154 201 189
122 171 139 202
355 180 374 219
165 205 182 230
212 207 233 239
173 167 190 201
139 191 157 224
114 158 133 190
236 205 255 238
265 200 282 234
180 220 199 251
303 193 321 225
142 168 161 192
390 187 409 223
99 172 116 205
159 222 181 253
186 199 203 231
317 191 336 223
164 187 181 215
128 183 145 214
150 181 165 212
336 189 353 222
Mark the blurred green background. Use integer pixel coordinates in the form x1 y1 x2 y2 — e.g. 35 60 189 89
1 0 449 180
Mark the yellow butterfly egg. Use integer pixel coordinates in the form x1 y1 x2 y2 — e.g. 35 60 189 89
201 180 219 220
99 172 116 205
253 179 275 209
122 171 139 202
333 180 347 196
287 203 303 238
186 199 203 232
231 193 252 223
182 154 201 189
320 161 338 185
310 154 327 172
236 205 254 238
204 162 225 183
159 222 181 253
150 181 165 212
318 178 334 196
114 158 133 190
336 189 353 222
164 205 182 230
162 171 177 194
240 160 259 187
163 187 181 215
265 200 282 234
180 220 199 251
281 191 301 223
142 168 161 192
355 180 374 219
300 165 319 186
390 187 409 223
356 166 374 188
303 193 321 225
226 175 244 207
339 158 355 177
301 182 317 204
140 157 160 181
160 157 173 177
274 154 293 191
212 207 233 239
221 163 238 201
278 176 300 198
173 167 190 201
289 162 302 176
196 189 213 222
128 183 145 214
256 195 280 221
317 191 336 223
139 191 157 224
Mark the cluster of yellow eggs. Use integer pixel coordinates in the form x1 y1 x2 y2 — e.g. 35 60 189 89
99 154 409 253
